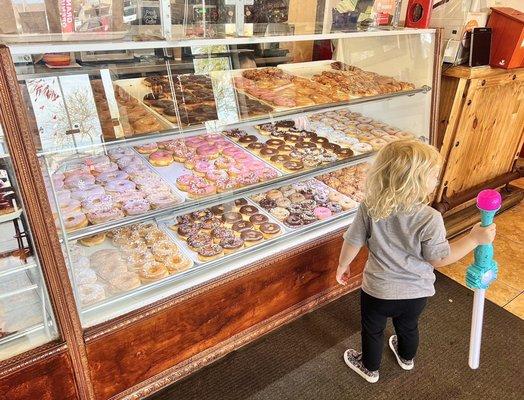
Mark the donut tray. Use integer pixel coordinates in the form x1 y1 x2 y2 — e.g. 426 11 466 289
114 78 180 129
130 135 282 201
72 220 196 303
248 178 358 231
157 197 289 266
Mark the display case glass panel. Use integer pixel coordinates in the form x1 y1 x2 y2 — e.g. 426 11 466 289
5 29 437 327
0 124 58 361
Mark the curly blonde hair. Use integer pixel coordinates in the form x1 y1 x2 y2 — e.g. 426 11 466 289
364 139 441 220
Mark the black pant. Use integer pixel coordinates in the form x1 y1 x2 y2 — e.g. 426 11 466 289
360 290 427 371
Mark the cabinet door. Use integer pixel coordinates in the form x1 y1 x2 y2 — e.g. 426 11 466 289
0 123 59 362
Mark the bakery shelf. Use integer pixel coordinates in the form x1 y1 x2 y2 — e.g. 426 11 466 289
35 86 430 158
0 284 38 300
0 262 38 279
64 152 372 241
7 28 436 56
81 204 356 325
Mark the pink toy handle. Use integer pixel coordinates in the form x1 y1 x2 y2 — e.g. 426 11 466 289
477 189 502 212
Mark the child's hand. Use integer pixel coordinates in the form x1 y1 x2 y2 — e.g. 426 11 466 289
470 222 496 245
336 264 351 285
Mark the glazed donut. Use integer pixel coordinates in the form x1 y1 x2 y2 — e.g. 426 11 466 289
63 211 88 231
126 251 155 272
144 229 167 245
105 179 136 193
266 189 283 201
147 193 179 209
395 131 413 139
151 241 179 260
370 137 387 150
357 123 374 132
350 142 373 154
149 150 174 167
78 283 106 306
370 129 387 137
139 262 169 283
167 255 193 273
383 126 400 135
108 272 141 293
135 142 159 154
79 233 106 247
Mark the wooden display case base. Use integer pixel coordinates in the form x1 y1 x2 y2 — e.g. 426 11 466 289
85 229 365 400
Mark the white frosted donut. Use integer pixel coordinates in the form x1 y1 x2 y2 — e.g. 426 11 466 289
78 283 106 306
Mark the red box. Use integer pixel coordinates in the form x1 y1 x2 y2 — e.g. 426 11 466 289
487 7 524 69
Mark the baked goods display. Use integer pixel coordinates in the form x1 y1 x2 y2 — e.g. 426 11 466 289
136 133 279 198
51 151 182 232
312 62 416 98
251 179 358 229
175 74 219 125
166 199 284 262
308 109 414 152
224 121 354 173
316 163 369 203
236 92 274 118
70 221 193 306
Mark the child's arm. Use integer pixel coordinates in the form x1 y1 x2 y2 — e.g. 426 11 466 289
336 241 361 285
430 222 496 268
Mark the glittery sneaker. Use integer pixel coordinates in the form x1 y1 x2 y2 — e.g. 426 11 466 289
343 349 379 383
389 335 414 370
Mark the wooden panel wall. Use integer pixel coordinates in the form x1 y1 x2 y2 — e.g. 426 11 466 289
86 234 364 400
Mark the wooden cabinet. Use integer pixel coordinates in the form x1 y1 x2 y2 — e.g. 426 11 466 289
435 66 524 213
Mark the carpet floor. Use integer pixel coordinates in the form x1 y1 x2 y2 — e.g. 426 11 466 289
150 273 523 400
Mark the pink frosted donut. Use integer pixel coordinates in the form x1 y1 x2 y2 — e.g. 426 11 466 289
108 147 134 160
206 169 228 182
56 189 71 203
146 193 180 208
260 168 278 180
71 184 105 201
314 206 333 220
111 190 145 205
196 144 219 158
63 165 90 178
116 155 143 167
81 194 115 212
222 147 242 157
63 211 88 231
96 170 129 183
122 163 145 174
186 181 216 198
246 160 266 172
185 137 207 148
139 183 172 197
105 179 136 193
85 155 110 167
194 160 212 175
52 177 65 190
214 156 235 170
60 199 82 214
176 174 196 190
92 162 118 175
64 174 96 189
157 139 176 149
122 198 150 215
86 208 124 225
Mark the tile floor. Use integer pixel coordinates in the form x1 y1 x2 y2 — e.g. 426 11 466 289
439 178 524 319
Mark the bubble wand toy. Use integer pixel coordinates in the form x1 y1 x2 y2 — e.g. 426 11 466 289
465 189 501 370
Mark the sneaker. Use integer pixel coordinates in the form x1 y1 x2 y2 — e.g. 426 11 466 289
343 349 379 383
388 335 414 370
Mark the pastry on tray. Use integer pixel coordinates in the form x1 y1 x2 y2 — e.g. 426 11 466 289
316 163 369 203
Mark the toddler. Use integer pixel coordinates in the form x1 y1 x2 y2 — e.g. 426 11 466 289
337 139 496 383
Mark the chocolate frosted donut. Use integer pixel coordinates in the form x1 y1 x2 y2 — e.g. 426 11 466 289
239 205 259 215
284 133 302 143
177 223 201 237
295 142 317 149
301 211 317 224
176 215 192 225
240 229 264 242
277 144 294 153
222 211 243 224
337 148 354 158
247 142 266 151
202 217 222 231
259 198 277 210
197 244 223 257
311 137 329 145
234 199 248 207
259 222 281 235
191 209 213 221
275 120 295 130
211 226 235 241
238 135 258 144
211 203 234 215
270 154 290 163
219 236 244 251
266 139 285 147
285 214 303 227
186 233 212 249
232 220 254 232
283 160 304 171
260 147 279 157
322 142 342 152
249 213 269 225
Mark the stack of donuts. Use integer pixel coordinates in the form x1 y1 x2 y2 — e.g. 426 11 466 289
317 163 369 203
68 243 106 306
225 122 353 173
308 109 414 152
135 134 279 199
170 199 282 262
251 179 357 228
51 150 181 232
108 222 193 283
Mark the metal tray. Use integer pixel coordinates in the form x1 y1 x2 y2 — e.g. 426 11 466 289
157 197 289 266
131 133 282 201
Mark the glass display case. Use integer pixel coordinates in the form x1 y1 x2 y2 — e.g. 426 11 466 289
0 124 58 362
0 3 438 332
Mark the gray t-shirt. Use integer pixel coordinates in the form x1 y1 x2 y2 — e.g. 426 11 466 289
343 203 450 300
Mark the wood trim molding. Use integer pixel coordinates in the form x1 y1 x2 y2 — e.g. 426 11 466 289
114 275 363 400
430 27 444 147
0 342 67 378
0 46 95 399
86 226 349 342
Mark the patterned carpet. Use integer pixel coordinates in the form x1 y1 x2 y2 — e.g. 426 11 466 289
150 273 523 400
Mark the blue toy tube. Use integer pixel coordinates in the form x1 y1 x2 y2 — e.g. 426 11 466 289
466 190 501 369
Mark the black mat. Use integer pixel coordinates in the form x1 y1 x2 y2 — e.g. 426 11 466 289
150 273 523 400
